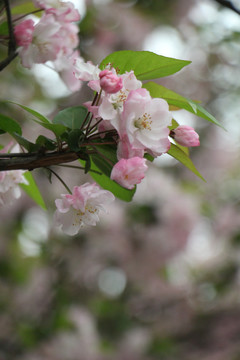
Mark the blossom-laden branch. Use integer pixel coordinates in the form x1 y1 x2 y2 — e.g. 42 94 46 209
0 0 217 235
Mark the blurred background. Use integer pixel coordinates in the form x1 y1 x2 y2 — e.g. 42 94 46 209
1 0 240 359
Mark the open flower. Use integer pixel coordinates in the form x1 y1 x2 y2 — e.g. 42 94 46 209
54 183 115 235
111 157 148 189
120 88 172 156
0 143 28 205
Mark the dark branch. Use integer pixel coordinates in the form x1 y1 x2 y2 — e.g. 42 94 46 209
214 0 240 15
0 151 81 171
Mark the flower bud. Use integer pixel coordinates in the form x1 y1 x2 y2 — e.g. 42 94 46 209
171 125 200 147
99 69 123 94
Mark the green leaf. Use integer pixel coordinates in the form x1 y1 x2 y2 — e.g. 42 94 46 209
36 135 56 151
0 22 8 36
143 82 223 128
167 143 205 180
67 129 84 151
12 133 38 152
20 172 47 210
11 2 39 15
8 102 67 137
100 51 191 80
53 106 88 130
9 102 51 123
0 114 22 135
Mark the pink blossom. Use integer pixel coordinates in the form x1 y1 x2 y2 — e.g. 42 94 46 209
16 13 79 69
53 51 82 92
120 88 172 156
46 2 80 23
171 125 200 147
34 0 80 22
73 58 100 82
0 143 28 205
98 71 142 124
54 183 115 235
117 134 144 160
111 157 148 189
14 19 35 47
83 101 99 119
99 69 123 94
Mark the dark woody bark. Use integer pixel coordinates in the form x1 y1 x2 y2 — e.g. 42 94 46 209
0 151 81 171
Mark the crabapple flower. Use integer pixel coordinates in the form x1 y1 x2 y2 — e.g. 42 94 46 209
99 69 123 94
33 0 80 22
120 88 172 156
54 183 115 235
117 134 144 160
111 157 148 189
53 51 82 92
73 58 101 91
171 125 200 147
0 143 28 205
15 13 79 68
0 170 28 205
14 19 34 47
45 2 80 23
98 71 142 125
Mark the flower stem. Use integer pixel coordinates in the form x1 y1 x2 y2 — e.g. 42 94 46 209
47 167 72 194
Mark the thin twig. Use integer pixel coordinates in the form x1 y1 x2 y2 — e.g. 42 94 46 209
47 167 72 194
214 0 240 15
3 0 16 54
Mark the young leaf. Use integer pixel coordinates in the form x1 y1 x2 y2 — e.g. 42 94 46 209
11 2 39 15
167 143 204 180
53 106 88 130
36 135 56 151
8 101 67 137
0 22 8 36
12 133 38 152
143 82 223 128
9 102 51 123
20 172 47 210
0 114 22 135
100 50 191 80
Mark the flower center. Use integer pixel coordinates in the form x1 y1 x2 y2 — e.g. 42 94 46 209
134 113 152 131
113 90 127 109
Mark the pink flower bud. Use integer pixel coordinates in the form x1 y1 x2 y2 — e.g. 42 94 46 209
171 125 200 147
99 69 123 94
111 157 148 189
14 19 35 47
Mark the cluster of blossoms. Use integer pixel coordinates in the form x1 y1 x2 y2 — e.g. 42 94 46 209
73 59 200 190
14 0 82 91
52 61 200 235
0 1 201 235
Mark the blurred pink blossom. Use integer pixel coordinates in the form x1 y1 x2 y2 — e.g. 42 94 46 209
54 183 115 235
